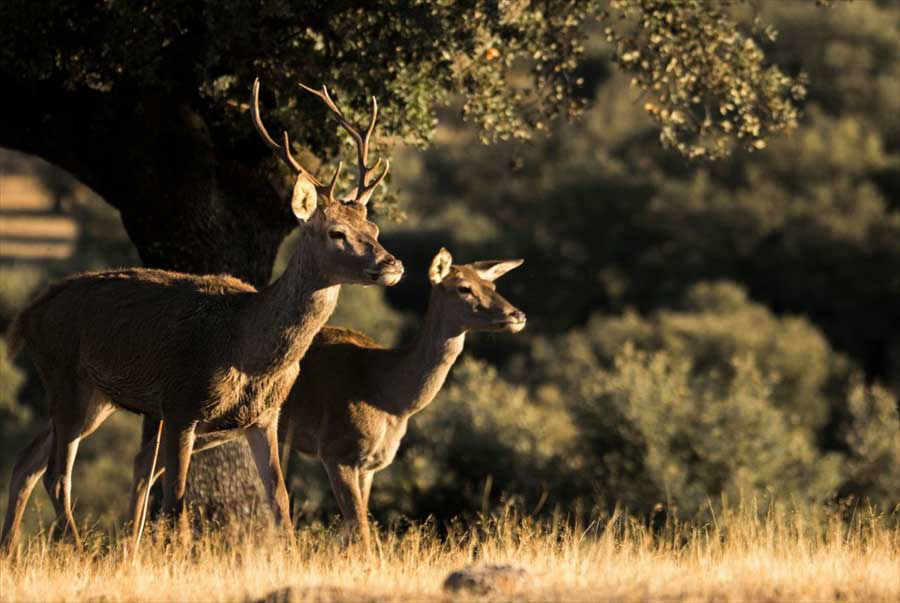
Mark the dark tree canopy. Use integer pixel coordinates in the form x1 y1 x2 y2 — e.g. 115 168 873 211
1 1 811 224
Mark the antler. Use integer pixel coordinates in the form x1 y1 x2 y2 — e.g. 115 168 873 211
251 79 342 203
298 83 390 205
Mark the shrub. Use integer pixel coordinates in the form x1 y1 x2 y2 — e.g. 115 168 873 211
0 336 28 427
528 282 854 516
554 282 838 430
840 380 900 509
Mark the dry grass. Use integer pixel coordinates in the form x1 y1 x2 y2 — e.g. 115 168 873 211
1 504 897 603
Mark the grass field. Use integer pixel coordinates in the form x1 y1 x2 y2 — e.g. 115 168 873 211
1 504 897 602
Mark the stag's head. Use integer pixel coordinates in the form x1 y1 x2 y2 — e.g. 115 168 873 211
427 248 526 333
252 79 403 287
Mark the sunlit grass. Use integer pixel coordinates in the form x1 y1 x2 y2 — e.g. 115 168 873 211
1 503 897 602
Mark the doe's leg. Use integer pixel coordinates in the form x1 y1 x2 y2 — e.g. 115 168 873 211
324 460 371 550
359 470 374 511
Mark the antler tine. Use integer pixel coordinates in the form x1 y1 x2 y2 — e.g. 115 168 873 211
251 80 281 151
299 82 388 204
326 161 343 204
252 79 324 188
355 159 390 206
365 97 378 149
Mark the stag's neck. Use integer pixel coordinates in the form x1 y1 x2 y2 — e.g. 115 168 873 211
237 234 339 376
380 292 465 417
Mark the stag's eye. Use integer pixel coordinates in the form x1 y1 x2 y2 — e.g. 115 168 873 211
329 230 347 240
458 285 472 295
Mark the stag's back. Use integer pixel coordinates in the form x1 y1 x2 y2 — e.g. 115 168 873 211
14 268 255 414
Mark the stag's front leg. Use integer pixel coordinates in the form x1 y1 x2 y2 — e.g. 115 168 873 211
161 418 197 535
245 420 292 533
129 430 166 544
129 426 246 538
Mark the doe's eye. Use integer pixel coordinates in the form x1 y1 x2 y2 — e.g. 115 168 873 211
329 230 347 240
458 285 472 295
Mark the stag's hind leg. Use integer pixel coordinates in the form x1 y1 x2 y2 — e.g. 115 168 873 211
43 386 116 548
0 425 52 554
43 424 82 547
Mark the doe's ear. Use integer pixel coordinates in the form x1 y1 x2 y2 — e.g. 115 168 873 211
291 176 318 222
470 258 524 281
428 247 453 284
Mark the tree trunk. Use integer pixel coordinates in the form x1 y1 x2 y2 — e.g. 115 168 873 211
0 76 296 526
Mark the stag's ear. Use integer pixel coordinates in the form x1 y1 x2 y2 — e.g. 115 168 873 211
429 247 453 284
291 176 319 222
471 259 524 281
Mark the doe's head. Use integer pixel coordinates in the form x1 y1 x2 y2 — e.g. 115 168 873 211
428 247 526 334
252 78 403 287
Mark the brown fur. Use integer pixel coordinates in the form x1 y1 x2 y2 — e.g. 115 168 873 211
0 194 403 553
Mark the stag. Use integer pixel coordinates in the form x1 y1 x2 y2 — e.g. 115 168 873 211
1 79 402 552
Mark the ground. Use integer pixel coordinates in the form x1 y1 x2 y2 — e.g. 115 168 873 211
1 507 896 602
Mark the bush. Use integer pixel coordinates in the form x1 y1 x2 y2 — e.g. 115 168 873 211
580 346 842 515
526 282 873 516
575 282 839 430
840 380 900 509
0 336 28 427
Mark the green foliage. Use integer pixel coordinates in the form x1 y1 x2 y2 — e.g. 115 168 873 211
398 0 900 388
355 279 893 520
529 283 849 515
603 0 807 158
0 0 821 162
841 381 900 509
0 266 46 323
0 337 28 427
572 282 837 429
566 345 843 515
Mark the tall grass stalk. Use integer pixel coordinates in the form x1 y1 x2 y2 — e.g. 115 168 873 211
1 503 897 602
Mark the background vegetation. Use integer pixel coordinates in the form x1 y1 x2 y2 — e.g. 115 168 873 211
0 0 897 536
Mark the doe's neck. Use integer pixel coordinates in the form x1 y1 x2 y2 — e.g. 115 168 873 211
382 290 466 416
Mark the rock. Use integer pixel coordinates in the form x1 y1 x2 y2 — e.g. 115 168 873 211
250 587 296 603
249 585 377 603
443 564 532 595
